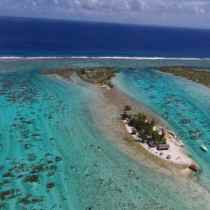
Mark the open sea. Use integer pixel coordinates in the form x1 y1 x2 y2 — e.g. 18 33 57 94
1 17 210 210
1 16 210 58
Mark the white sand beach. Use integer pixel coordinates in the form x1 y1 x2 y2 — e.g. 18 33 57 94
123 121 193 166
92 83 199 175
48 71 199 175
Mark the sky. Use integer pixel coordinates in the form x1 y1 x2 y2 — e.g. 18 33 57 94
0 0 210 28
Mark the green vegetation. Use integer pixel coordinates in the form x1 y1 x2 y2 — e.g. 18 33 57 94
124 105 132 112
77 67 117 86
122 107 167 147
159 66 210 87
129 113 166 144
42 67 117 88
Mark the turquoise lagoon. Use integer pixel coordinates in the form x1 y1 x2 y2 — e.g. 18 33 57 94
115 63 210 187
0 59 210 210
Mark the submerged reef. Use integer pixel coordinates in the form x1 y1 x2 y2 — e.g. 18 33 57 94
42 67 117 88
0 154 62 207
0 73 65 209
159 66 210 87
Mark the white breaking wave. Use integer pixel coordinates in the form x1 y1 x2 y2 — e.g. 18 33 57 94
0 56 209 61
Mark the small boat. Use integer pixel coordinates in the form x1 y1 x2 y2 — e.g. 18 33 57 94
200 144 208 152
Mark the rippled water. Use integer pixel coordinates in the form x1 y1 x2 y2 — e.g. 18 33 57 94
0 59 210 209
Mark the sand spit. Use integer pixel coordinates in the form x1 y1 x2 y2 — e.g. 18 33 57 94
43 68 198 176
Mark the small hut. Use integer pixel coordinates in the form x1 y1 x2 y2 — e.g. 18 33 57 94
157 144 169 151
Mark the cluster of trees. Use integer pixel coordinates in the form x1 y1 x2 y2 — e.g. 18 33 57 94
123 106 166 145
78 68 116 86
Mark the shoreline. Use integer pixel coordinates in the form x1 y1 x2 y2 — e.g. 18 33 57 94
159 66 210 88
96 84 198 173
122 120 192 166
86 83 198 177
44 69 198 176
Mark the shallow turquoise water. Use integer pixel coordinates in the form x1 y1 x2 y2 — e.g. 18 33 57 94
115 66 210 188
0 60 210 209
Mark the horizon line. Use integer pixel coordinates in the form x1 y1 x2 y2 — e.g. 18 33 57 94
1 15 210 31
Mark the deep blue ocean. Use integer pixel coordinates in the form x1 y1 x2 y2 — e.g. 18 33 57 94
0 16 210 58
